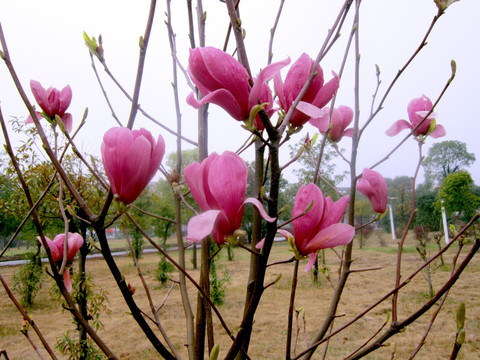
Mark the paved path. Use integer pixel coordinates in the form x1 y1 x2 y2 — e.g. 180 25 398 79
0 238 285 267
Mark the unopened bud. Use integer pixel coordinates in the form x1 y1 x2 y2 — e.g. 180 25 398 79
209 344 220 360
168 169 181 185
456 302 466 331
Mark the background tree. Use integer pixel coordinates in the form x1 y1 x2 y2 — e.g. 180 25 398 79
289 137 347 198
423 140 476 185
437 171 480 223
386 176 413 235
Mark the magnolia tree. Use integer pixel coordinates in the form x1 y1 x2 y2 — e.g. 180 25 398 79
0 0 479 359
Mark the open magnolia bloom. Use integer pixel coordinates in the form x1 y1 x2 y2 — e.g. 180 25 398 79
101 127 165 205
186 46 289 130
357 168 388 214
274 53 339 127
26 80 73 133
301 104 355 142
277 183 354 271
185 151 275 245
38 233 84 292
385 95 446 139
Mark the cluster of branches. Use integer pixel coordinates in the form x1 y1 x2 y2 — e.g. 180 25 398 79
0 1 479 360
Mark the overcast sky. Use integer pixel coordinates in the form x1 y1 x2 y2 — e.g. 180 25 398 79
1 0 479 186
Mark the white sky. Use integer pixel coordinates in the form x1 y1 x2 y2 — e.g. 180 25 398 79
1 0 479 186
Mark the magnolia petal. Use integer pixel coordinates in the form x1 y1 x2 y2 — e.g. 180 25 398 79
66 233 84 263
292 184 324 251
208 152 247 224
312 72 339 109
185 162 210 211
273 73 286 111
250 57 290 108
320 195 349 230
297 101 329 119
59 85 72 114
385 119 411 136
38 236 62 263
63 270 72 292
244 197 276 223
30 80 49 114
255 238 266 249
61 113 73 133
202 48 250 110
343 128 355 138
25 112 43 125
277 229 293 239
429 124 446 138
188 88 245 120
407 95 432 123
357 168 388 213
304 252 318 272
187 210 222 243
302 223 355 254
115 136 152 204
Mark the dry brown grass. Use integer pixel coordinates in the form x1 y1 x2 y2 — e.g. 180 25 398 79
1 233 479 359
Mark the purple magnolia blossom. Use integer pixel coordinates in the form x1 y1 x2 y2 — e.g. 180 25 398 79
274 53 339 127
185 151 275 244
101 127 165 204
186 46 289 129
305 105 354 142
278 183 354 271
357 168 388 214
38 233 84 291
386 95 446 138
26 80 73 132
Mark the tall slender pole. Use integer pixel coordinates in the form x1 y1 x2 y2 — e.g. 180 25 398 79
389 203 396 241
441 199 449 244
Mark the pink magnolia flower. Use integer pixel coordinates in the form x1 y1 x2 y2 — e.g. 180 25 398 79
101 127 165 204
38 233 84 291
186 46 289 129
386 95 446 138
26 80 73 133
185 151 275 244
278 183 354 271
274 53 339 127
306 105 354 142
357 168 388 213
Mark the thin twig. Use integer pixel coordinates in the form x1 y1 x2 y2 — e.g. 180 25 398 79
127 0 157 129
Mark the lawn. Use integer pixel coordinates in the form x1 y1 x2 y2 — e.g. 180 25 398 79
1 232 479 359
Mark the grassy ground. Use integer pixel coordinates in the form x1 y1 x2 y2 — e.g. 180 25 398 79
1 232 479 359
